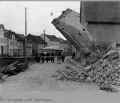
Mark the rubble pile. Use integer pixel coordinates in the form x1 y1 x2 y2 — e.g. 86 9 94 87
76 41 112 66
0 60 28 80
53 50 120 91
52 9 120 91
89 53 120 87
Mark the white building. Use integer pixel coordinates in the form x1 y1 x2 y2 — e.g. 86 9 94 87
0 24 7 55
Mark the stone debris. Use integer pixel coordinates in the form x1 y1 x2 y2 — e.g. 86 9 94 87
0 60 28 78
53 50 120 91
52 9 120 91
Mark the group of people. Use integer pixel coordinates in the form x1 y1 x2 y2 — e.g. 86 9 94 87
35 52 66 64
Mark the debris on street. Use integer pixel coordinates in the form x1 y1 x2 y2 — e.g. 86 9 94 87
52 8 120 91
53 51 120 92
0 60 28 79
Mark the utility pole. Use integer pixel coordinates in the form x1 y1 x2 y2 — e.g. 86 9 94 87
24 7 27 63
80 0 82 23
43 29 46 47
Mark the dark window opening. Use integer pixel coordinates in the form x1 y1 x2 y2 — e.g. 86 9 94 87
116 43 120 47
83 28 85 31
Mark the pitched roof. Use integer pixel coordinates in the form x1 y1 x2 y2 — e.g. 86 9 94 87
4 30 25 41
27 34 47 44
83 1 120 23
15 33 25 41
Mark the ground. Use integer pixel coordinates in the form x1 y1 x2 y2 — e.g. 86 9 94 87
0 62 120 103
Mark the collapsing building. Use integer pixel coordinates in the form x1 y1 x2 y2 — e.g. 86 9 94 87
52 9 93 51
52 8 112 65
52 8 120 90
52 9 93 62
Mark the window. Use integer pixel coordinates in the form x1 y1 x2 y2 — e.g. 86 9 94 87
116 43 120 48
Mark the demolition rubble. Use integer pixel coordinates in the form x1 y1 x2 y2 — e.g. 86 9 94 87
52 9 120 91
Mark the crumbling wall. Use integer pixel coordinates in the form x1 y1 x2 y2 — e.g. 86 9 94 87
52 9 112 65
52 9 120 91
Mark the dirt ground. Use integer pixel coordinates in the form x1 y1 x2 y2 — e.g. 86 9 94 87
0 62 120 103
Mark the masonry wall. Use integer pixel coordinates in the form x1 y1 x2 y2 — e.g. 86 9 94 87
87 24 120 42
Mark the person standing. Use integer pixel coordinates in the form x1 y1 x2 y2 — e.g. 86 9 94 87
61 53 65 63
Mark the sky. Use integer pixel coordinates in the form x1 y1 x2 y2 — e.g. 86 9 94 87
0 1 80 39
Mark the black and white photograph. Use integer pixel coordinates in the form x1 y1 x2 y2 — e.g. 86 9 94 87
0 0 120 103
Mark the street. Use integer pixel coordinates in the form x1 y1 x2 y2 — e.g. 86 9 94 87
0 63 119 103
1 63 65 92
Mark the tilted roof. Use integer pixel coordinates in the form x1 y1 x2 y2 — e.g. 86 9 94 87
4 30 25 41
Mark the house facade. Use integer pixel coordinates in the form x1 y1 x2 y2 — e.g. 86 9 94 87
0 24 24 57
0 24 48 57
5 30 24 56
26 34 47 56
81 1 120 47
41 34 60 46
0 24 7 56
14 33 24 56
41 33 76 55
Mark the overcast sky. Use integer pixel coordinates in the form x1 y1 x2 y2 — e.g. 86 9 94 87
0 1 80 39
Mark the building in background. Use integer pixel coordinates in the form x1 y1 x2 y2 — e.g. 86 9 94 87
0 24 75 57
14 33 24 56
0 24 24 57
41 33 76 55
26 34 47 56
0 25 20 56
0 24 7 56
4 29 24 56
81 1 120 48
0 24 50 57
41 33 61 46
